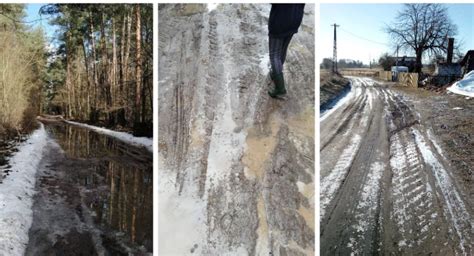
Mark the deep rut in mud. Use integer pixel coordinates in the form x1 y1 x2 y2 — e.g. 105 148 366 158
320 77 473 255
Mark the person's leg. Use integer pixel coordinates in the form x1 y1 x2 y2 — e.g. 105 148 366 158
268 36 287 97
269 36 284 77
280 34 294 66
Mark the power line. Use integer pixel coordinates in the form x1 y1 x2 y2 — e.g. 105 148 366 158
339 27 390 46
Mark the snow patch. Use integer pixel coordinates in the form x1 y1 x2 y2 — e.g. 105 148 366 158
158 161 207 255
259 54 270 75
349 161 385 252
320 84 353 121
447 71 474 97
206 77 246 183
0 124 48 256
427 129 446 160
207 3 218 12
65 120 152 152
320 134 361 217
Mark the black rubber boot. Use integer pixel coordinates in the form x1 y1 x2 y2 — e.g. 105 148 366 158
268 72 286 98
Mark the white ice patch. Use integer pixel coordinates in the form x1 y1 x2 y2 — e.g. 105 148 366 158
207 3 218 12
349 161 385 252
362 77 376 87
65 120 152 152
206 77 246 183
427 129 446 160
367 88 374 109
158 161 207 255
0 124 48 256
259 54 270 75
389 133 410 240
320 134 361 218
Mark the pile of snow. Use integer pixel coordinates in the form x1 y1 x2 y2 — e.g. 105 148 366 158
447 71 474 97
320 85 353 122
65 121 153 153
207 3 218 12
0 124 48 255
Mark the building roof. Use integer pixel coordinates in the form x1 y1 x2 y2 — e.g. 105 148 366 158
460 50 474 66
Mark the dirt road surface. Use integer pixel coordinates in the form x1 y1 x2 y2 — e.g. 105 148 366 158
159 4 314 255
320 77 473 255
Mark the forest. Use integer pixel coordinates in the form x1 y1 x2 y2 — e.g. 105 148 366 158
0 4 44 137
0 4 153 138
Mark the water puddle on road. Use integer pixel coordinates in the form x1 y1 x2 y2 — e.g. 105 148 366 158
45 123 153 252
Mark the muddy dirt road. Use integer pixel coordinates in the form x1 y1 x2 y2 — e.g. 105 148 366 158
320 77 473 255
26 123 152 255
159 4 314 255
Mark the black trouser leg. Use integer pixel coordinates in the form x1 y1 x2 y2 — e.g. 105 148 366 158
269 35 294 76
280 34 293 65
269 36 284 75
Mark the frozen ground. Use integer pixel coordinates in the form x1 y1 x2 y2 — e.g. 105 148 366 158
0 124 48 256
320 77 473 255
159 3 314 255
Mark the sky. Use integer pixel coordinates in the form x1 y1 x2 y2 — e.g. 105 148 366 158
23 3 474 65
25 4 55 42
320 4 474 65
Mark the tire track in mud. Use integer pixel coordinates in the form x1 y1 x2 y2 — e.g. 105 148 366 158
321 77 473 255
320 78 373 216
320 78 388 255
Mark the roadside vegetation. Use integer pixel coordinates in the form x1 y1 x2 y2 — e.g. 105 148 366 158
0 4 45 137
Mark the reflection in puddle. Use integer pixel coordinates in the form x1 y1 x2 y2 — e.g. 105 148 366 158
46 123 153 252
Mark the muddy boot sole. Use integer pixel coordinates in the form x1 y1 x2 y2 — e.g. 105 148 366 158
268 91 287 100
274 94 288 100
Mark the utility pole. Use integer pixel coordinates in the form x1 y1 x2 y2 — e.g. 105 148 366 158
395 45 399 67
369 53 372 69
331 23 340 73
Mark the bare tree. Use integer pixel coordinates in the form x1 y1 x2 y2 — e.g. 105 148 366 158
386 4 457 73
135 4 142 125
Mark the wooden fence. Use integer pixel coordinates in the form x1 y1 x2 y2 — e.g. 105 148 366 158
378 71 392 81
398 73 418 87
339 69 380 77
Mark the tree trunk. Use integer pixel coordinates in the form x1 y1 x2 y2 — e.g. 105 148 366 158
112 17 117 107
119 13 126 97
90 12 99 112
66 31 72 118
82 39 91 119
124 9 132 121
134 4 142 125
100 13 111 109
415 48 423 73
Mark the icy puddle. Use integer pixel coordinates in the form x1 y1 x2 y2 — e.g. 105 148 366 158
28 123 153 254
